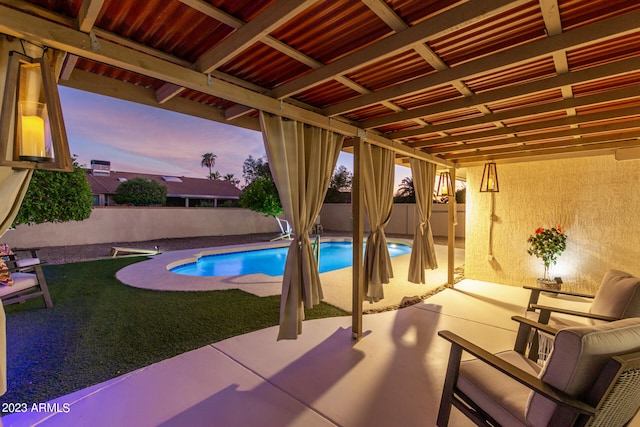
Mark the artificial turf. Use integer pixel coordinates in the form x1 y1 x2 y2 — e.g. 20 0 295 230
0 257 348 410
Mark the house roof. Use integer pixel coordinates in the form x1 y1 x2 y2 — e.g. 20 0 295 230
1 1 640 168
86 171 242 199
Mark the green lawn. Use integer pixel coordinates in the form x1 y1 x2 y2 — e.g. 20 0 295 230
1 257 348 408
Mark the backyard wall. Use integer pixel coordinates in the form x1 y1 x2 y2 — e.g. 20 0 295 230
320 203 466 237
2 207 280 248
465 154 640 293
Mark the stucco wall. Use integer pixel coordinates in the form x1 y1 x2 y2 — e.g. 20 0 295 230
465 155 640 293
2 207 280 248
319 203 466 237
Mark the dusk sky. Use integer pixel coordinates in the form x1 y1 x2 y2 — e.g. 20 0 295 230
59 86 412 188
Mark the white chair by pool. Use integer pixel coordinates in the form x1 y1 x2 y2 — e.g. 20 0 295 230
272 216 293 241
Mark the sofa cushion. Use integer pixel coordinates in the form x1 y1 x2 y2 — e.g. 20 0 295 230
526 317 640 427
15 258 40 268
590 270 640 320
0 273 38 297
457 350 541 427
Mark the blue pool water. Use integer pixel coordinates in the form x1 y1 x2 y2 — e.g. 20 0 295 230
170 241 412 277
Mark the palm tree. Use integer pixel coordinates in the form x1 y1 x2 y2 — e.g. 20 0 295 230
201 153 217 179
208 171 221 180
223 173 240 187
396 176 415 199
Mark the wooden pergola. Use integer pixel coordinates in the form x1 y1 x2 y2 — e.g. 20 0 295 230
2 0 640 338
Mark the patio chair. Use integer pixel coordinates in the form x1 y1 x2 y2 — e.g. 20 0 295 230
311 214 323 235
520 269 640 363
271 216 293 241
0 247 53 308
437 317 640 427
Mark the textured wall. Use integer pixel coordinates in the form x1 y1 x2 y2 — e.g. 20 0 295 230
465 155 640 293
320 203 466 237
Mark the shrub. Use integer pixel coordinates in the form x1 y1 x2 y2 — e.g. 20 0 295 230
113 178 167 206
13 158 93 225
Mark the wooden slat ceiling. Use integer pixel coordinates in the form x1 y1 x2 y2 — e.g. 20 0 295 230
1 0 640 168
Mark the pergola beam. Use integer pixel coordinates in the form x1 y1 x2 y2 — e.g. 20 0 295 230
323 10 640 117
77 0 105 32
455 138 640 164
436 120 640 156
0 5 452 168
62 69 261 132
389 84 640 140
157 0 315 103
413 106 640 150
269 0 529 99
176 0 243 29
358 55 640 130
194 0 317 73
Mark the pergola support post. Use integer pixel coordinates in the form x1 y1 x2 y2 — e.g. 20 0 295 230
352 137 364 340
447 168 456 287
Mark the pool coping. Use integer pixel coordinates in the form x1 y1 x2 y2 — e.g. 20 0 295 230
115 237 413 298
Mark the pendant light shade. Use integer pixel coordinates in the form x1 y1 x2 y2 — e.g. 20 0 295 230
480 162 499 192
0 51 72 171
436 171 453 200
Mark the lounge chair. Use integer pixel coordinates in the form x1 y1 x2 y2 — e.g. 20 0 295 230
110 245 161 257
271 216 293 241
0 247 53 308
520 269 640 363
437 316 640 427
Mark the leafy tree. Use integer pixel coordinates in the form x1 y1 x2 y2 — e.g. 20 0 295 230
201 152 217 179
113 178 167 206
330 165 352 191
223 173 240 187
13 158 93 225
239 155 285 235
242 155 271 186
325 165 352 203
394 176 415 203
239 176 282 217
208 171 221 180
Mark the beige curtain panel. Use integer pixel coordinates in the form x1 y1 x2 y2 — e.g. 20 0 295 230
260 112 343 340
362 143 395 303
0 167 33 396
0 169 32 236
408 158 438 284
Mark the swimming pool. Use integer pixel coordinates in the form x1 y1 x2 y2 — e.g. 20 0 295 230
170 241 412 277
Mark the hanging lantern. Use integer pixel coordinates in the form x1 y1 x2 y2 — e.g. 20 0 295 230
0 51 72 171
436 171 453 200
480 162 499 192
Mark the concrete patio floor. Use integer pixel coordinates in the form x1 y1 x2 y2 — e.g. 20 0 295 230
7 279 635 427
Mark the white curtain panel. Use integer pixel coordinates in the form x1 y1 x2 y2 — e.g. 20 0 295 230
408 158 438 284
260 112 343 340
362 143 395 303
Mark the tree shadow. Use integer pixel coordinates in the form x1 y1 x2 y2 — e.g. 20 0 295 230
158 327 366 426
354 301 443 426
